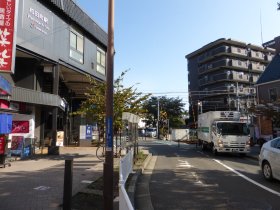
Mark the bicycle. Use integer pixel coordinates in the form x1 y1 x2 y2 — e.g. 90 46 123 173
96 142 105 162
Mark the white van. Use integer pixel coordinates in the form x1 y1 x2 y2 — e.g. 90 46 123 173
146 128 157 138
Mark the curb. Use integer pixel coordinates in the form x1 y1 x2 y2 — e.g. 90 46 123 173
141 153 152 173
127 152 153 207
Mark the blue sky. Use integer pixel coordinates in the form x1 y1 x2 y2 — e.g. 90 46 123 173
76 0 280 107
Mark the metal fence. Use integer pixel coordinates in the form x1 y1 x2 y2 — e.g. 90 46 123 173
119 148 134 210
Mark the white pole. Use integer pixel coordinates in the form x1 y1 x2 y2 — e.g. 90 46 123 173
236 82 240 112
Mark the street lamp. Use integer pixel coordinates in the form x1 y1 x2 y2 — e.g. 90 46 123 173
151 99 160 139
197 100 203 114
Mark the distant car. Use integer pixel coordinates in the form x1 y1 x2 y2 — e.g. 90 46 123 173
145 128 157 138
259 137 280 181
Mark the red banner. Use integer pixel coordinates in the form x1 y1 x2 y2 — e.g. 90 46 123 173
0 135 5 154
0 0 17 73
12 121 29 133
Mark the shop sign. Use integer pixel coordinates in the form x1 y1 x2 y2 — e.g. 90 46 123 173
56 131 64 147
11 135 23 155
12 120 29 133
86 125 92 140
27 7 50 35
0 0 18 73
0 135 5 154
79 125 93 140
23 0 53 39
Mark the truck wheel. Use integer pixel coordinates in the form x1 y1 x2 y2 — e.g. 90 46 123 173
201 141 206 150
212 146 218 155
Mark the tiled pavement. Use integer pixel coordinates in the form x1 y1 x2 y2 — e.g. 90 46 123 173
0 147 104 210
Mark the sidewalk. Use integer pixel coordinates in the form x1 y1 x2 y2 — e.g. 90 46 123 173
0 146 105 210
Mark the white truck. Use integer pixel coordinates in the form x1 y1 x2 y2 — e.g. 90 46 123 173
197 111 250 155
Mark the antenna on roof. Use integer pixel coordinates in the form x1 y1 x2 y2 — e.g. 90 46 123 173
260 9 264 44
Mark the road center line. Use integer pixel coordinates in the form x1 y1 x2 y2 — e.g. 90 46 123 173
213 159 280 197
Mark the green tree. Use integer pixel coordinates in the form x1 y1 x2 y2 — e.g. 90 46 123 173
73 71 150 138
143 96 187 130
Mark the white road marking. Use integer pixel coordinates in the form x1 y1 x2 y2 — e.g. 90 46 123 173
33 186 50 191
81 180 93 184
214 159 280 197
175 159 219 188
177 160 192 168
194 180 218 187
143 171 153 174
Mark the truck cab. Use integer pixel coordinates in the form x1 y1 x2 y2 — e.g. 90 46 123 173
211 121 250 154
198 111 251 155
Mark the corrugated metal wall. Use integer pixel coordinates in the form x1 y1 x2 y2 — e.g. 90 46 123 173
12 87 65 111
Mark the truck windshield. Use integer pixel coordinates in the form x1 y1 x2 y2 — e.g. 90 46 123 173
217 122 248 135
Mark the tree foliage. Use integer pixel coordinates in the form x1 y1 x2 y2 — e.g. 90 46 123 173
73 71 151 136
143 96 187 129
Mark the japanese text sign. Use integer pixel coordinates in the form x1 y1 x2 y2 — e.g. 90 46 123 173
0 0 17 73
12 121 29 133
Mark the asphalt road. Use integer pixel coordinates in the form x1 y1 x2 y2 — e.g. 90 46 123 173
136 140 280 210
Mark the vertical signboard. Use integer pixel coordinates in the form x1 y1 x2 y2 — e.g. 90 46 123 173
11 135 23 155
0 135 5 154
85 125 92 140
0 0 18 73
56 131 64 146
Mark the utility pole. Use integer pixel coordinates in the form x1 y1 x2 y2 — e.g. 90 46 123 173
103 0 114 209
157 99 160 139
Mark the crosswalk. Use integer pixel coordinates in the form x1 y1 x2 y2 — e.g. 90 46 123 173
176 159 192 168
175 159 219 188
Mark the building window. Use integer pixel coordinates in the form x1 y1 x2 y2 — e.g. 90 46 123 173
269 88 277 102
239 72 244 79
97 47 106 75
70 28 84 63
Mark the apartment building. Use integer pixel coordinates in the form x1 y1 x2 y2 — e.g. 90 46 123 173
185 38 275 124
0 0 108 152
263 36 280 53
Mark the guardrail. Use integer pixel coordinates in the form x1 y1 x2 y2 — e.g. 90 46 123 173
119 148 134 210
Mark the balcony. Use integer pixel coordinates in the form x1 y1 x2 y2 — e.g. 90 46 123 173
232 72 250 82
265 54 274 62
248 50 265 61
249 63 265 72
230 59 248 70
229 46 247 57
227 86 256 96
198 59 228 75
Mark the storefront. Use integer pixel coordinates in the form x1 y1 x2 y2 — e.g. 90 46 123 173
0 75 13 166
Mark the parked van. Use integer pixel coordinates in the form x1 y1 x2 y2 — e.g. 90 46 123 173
146 128 157 138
